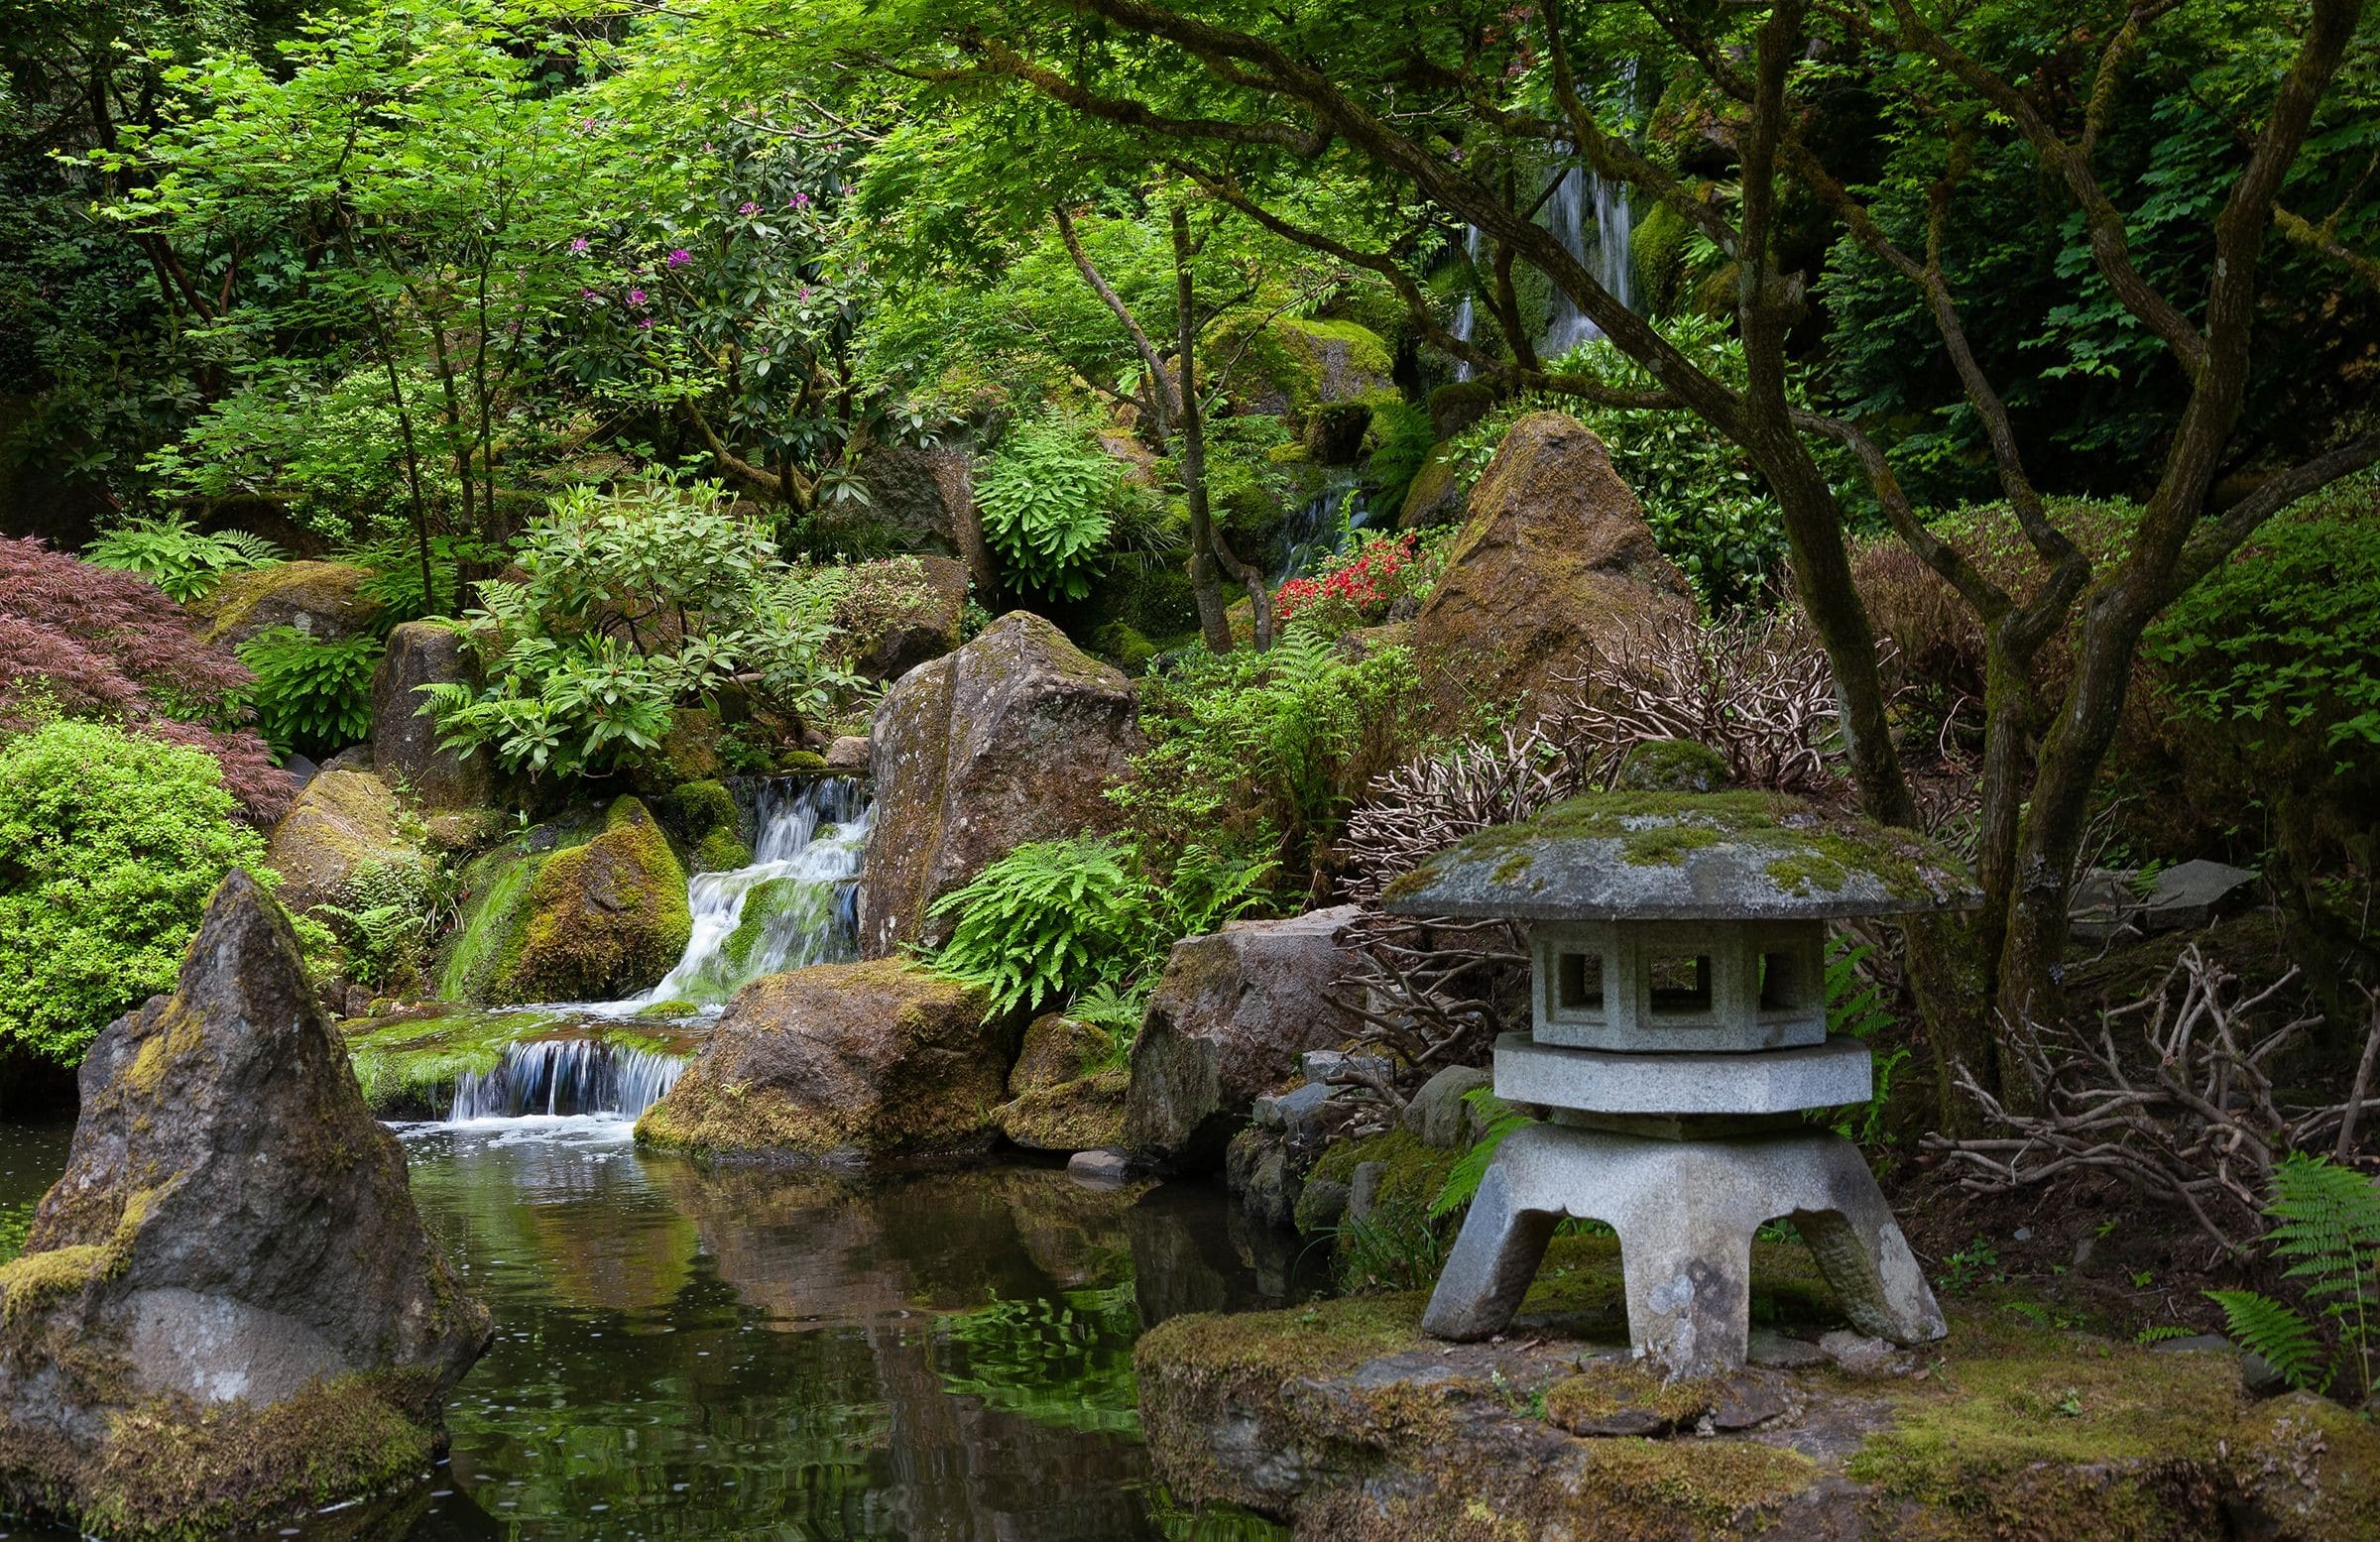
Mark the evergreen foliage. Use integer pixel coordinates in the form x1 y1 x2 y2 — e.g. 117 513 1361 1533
2206 1152 2380 1397
236 628 385 760
83 515 283 603
974 416 1124 602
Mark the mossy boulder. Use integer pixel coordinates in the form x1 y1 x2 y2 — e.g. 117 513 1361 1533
188 559 379 648
860 612 1141 957
830 553 971 683
1008 1013 1108 1096
1411 412 1694 729
1124 905 1368 1173
1228 316 1398 422
370 620 493 811
655 778 751 873
635 959 1008 1166
0 872 488 1539
1395 443 1464 531
436 797 691 1005
1135 1235 2362 1541
1613 737 1732 793
996 1069 1130 1154
264 768 422 917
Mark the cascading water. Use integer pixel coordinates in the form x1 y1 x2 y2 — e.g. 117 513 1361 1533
634 775 872 1007
1539 64 1639 361
1452 225 1483 382
1274 473 1373 584
450 1037 685 1121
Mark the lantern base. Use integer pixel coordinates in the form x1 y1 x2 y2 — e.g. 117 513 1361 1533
1421 1124 1944 1376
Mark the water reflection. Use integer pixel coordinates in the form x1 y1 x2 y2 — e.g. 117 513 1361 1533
0 1117 1287 1540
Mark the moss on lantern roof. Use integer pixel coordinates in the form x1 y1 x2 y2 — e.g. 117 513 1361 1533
1380 790 1979 921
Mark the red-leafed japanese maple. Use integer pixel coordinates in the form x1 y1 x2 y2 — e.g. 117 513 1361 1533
0 536 291 824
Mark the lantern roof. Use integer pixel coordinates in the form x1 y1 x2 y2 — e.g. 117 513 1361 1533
1379 790 1981 922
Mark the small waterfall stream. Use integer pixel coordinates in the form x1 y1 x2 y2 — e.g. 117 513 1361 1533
450 1038 686 1121
637 774 872 1008
1274 473 1375 584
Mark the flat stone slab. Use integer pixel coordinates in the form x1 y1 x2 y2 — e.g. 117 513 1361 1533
1493 1032 1872 1115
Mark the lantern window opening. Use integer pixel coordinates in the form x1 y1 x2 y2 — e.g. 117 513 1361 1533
1556 951 1606 1012
1646 953 1713 1016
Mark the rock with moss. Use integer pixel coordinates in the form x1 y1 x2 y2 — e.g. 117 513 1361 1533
437 797 690 1005
371 621 493 812
861 612 1141 957
853 442 972 556
1230 316 1397 422
656 779 751 874
1412 412 1695 730
1008 1013 1106 1095
635 959 1007 1165
997 1069 1130 1154
831 553 971 683
1135 1234 2363 1542
1613 737 1732 793
1395 444 1464 531
187 559 380 648
265 768 423 917
1124 906 1368 1174
0 871 489 1539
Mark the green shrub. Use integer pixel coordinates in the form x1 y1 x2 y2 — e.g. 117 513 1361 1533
423 479 854 778
236 627 384 760
0 719 273 1063
975 415 1123 601
83 515 282 602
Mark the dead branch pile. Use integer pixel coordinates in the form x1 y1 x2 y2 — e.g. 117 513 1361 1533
1925 946 2380 1252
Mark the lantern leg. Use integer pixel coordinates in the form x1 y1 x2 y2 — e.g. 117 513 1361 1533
1789 1135 1947 1346
1419 1147 1560 1341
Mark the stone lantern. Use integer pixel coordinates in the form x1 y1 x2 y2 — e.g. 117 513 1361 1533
1381 790 1977 1375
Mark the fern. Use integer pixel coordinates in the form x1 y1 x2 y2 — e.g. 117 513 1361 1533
2134 1324 2199 1346
85 515 282 601
2207 1289 2330 1391
975 416 1120 601
925 836 1158 1020
1431 1085 1538 1219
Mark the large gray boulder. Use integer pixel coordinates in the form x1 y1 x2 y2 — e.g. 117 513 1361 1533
0 871 489 1538
855 442 972 555
264 767 421 917
371 620 493 811
861 612 1140 957
1124 905 1368 1172
636 959 1006 1166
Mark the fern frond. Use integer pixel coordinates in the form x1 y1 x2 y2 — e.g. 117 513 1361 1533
2206 1290 2328 1391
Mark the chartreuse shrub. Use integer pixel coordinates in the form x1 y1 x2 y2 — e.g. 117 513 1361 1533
0 719 272 1064
2207 1152 2380 1400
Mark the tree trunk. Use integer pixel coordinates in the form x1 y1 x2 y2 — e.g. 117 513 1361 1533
1171 203 1235 652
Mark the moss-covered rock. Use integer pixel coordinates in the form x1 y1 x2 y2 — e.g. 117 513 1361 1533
187 560 379 648
656 779 751 873
635 959 1006 1165
1009 1014 1108 1096
1135 1239 2345 1541
341 1007 564 1115
1411 412 1694 730
435 797 691 1005
996 1068 1130 1153
1612 737 1732 793
1297 1128 1458 1234
264 768 422 917
1395 443 1465 531
0 872 487 1540
830 553 970 682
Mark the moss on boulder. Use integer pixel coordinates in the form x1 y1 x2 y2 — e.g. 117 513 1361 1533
187 560 379 648
264 769 423 918
435 797 690 1005
657 779 751 873
635 959 1007 1165
1135 1238 2353 1541
996 1069 1130 1154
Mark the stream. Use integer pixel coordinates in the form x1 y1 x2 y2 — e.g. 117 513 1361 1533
0 1116 1299 1541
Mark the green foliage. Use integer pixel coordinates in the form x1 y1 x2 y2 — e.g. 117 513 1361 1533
2206 1152 2380 1397
2146 470 2380 770
310 853 455 997
423 480 853 777
975 416 1123 602
1330 1197 1450 1293
235 628 384 760
0 719 271 1064
1431 1086 1537 1220
1818 942 1908 1151
83 516 283 603
925 834 1272 1025
1113 631 1423 879
1365 400 1436 516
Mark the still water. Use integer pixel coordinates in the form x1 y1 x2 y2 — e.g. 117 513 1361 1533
0 1116 1296 1541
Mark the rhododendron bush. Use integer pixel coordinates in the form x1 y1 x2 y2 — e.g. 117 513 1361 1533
1273 531 1448 635
0 536 289 825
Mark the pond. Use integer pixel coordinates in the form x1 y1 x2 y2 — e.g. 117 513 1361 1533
0 1115 1300 1542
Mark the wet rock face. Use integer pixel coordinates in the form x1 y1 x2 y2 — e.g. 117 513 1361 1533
860 612 1140 958
372 620 493 811
636 959 1007 1165
1124 906 1368 1173
1412 412 1694 728
0 871 489 1538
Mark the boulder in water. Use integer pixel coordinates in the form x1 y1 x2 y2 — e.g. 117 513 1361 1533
1125 905 1368 1173
0 871 489 1538
861 612 1140 957
636 959 1007 1165
1412 412 1693 728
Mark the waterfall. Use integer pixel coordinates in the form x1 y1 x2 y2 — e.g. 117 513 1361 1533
1274 473 1373 584
1452 225 1482 382
634 775 872 1008
449 1037 686 1121
1540 64 1639 361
